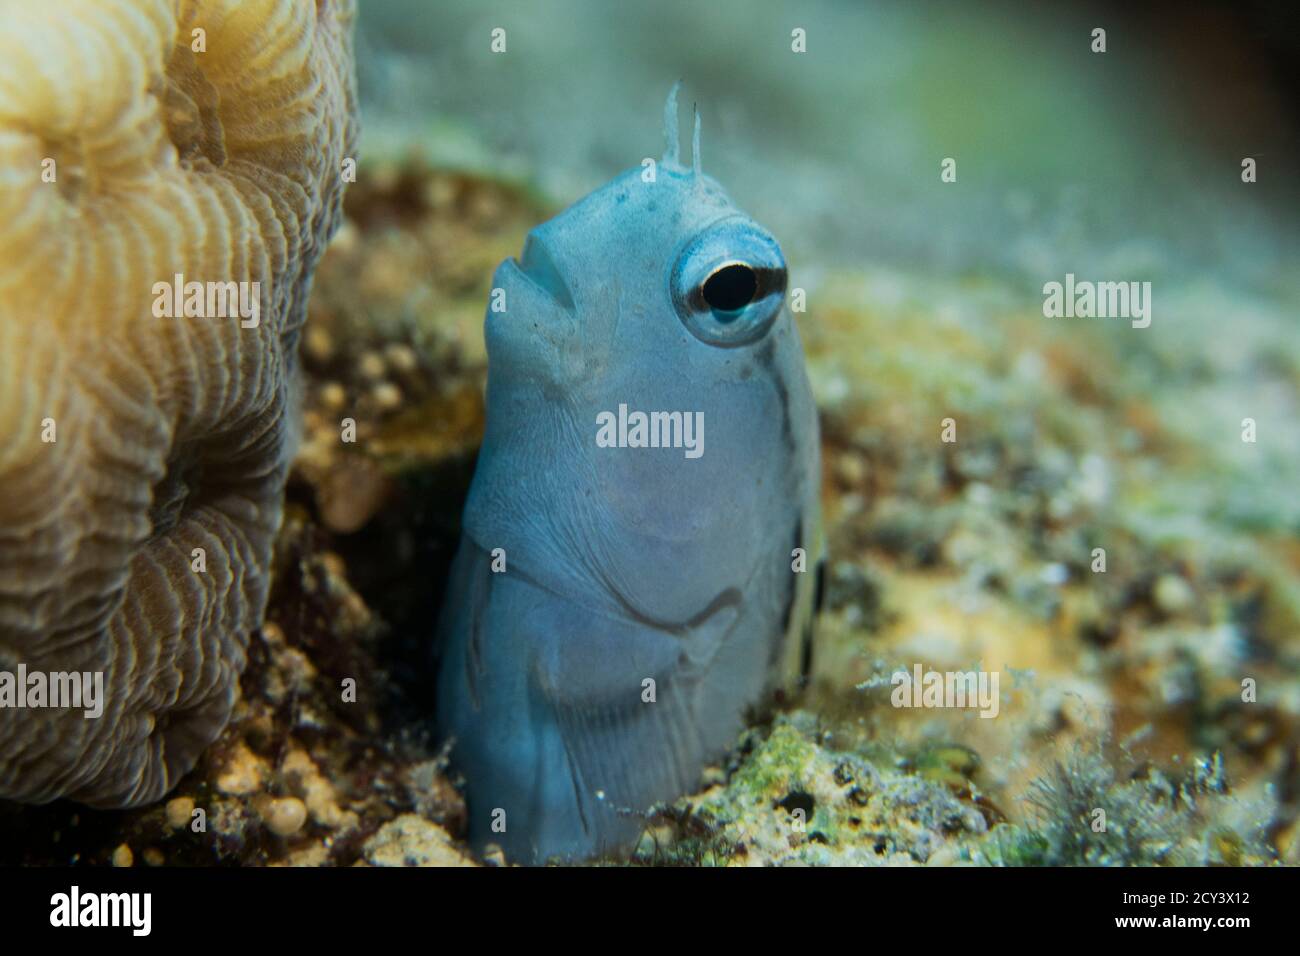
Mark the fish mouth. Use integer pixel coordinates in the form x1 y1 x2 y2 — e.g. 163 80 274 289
509 232 575 312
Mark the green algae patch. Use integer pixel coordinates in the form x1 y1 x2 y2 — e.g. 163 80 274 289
634 715 988 866
974 743 1277 867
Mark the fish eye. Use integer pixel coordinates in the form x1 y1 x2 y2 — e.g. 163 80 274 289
702 264 758 316
671 222 786 347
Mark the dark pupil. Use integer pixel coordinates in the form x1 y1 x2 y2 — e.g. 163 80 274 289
702 264 758 316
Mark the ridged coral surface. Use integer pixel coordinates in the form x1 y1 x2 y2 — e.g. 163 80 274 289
0 0 357 806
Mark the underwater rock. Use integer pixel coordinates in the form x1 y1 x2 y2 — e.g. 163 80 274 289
637 716 988 866
0 0 358 806
363 813 477 867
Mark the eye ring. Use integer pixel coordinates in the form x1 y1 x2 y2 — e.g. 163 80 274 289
671 222 787 348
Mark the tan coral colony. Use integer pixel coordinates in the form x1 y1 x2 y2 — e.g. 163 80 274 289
0 0 358 806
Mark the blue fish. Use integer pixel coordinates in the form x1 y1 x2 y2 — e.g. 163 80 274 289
435 85 822 863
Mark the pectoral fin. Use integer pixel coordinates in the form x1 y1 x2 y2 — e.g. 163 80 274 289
528 584 743 856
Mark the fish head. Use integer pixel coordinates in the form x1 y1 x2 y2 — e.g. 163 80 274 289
485 164 790 398
471 93 818 617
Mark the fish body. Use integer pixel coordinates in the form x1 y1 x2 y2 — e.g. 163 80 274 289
435 91 821 862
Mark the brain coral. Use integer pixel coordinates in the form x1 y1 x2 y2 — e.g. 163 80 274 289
0 0 358 806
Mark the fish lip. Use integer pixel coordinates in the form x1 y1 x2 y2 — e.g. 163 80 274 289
508 232 576 313
497 259 571 324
